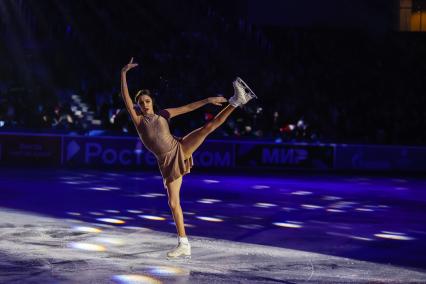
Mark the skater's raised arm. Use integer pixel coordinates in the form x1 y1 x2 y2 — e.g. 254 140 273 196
165 96 227 119
121 57 140 125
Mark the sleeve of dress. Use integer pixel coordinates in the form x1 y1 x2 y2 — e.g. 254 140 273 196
158 109 171 120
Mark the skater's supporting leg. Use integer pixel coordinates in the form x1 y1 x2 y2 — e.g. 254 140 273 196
181 104 236 159
165 176 186 237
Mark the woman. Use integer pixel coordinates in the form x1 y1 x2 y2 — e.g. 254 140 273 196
121 58 256 259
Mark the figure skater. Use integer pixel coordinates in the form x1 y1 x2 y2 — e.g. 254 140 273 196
121 57 256 259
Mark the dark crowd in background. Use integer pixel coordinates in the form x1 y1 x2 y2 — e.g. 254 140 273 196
0 0 425 145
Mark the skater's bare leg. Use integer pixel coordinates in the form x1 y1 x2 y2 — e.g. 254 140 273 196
165 176 186 237
181 104 236 158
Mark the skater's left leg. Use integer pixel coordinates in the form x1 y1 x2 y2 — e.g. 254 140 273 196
165 176 191 258
165 176 186 237
181 104 236 159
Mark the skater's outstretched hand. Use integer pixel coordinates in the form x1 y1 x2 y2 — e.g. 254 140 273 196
207 96 228 106
122 57 138 73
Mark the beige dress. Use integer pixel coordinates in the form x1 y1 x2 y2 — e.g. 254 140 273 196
136 110 193 186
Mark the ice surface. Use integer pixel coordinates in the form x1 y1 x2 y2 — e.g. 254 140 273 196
1 208 425 283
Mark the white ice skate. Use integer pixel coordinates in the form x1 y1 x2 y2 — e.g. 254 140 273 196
229 77 257 108
166 242 191 260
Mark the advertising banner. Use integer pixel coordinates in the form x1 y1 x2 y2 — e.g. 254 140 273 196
63 136 157 168
235 142 335 169
193 140 234 168
0 134 61 166
62 136 235 169
335 145 426 172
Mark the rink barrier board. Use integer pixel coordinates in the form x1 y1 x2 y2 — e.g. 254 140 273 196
0 132 425 172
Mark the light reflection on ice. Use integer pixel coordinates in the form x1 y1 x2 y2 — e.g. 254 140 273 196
196 216 223 222
89 212 104 216
197 198 221 204
273 222 303 228
127 209 143 214
89 186 120 191
239 224 264 230
254 203 277 208
121 226 151 231
327 231 374 241
326 209 345 213
112 216 134 220
291 191 312 195
139 193 166 198
63 181 86 185
375 231 415 241
148 265 190 276
301 204 323 210
322 196 342 201
105 210 120 213
329 201 357 209
72 226 102 233
69 242 106 252
94 237 125 246
112 274 161 284
282 207 298 212
96 218 125 224
138 215 166 221
252 185 271 189
203 179 220 184
355 208 374 212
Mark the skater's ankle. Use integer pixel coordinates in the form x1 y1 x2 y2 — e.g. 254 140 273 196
178 236 189 245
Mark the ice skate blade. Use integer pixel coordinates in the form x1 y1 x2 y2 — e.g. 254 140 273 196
236 77 257 99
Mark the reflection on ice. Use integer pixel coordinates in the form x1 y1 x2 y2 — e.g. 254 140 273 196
273 222 303 228
72 226 102 233
94 237 125 246
105 210 121 213
196 216 223 222
254 202 277 208
127 210 143 214
252 185 271 189
375 231 415 241
238 224 264 230
197 198 221 204
326 209 345 213
291 191 312 195
89 187 117 191
327 231 374 241
112 216 134 220
96 218 125 224
355 208 374 212
139 193 166 198
89 211 105 216
69 242 106 252
112 274 161 284
301 204 323 210
203 179 220 184
322 196 342 201
148 265 190 276
138 215 166 221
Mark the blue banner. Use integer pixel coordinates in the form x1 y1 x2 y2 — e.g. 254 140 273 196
0 133 61 166
63 136 157 168
335 145 426 172
235 143 334 169
1 133 425 173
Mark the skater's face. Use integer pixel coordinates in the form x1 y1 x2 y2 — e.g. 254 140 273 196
138 95 154 115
